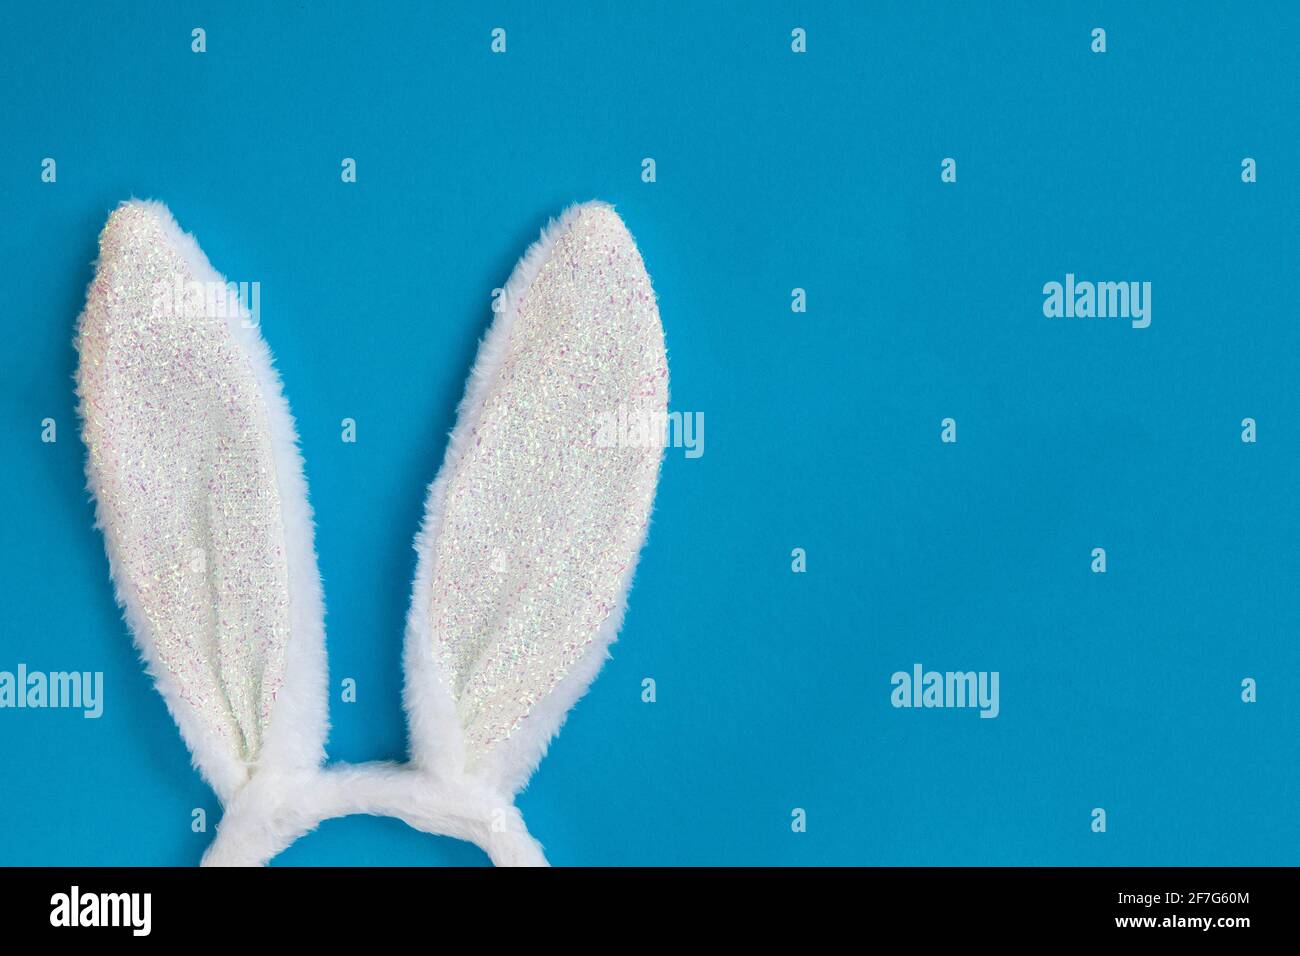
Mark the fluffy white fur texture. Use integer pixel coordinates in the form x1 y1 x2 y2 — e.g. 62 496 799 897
202 762 545 867
77 200 330 805
79 199 662 867
402 200 667 796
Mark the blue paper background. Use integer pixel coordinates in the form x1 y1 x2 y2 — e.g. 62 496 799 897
0 2 1296 865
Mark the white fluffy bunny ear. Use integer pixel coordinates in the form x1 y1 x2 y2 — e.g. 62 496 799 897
75 201 328 804
404 201 668 797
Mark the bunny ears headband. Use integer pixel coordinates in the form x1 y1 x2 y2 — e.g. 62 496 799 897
74 199 667 866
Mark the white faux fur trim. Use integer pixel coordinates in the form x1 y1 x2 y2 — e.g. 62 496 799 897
77 200 330 804
200 762 546 867
401 200 666 796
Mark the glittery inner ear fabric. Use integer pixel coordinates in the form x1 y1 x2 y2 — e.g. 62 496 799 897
427 205 668 755
77 204 291 765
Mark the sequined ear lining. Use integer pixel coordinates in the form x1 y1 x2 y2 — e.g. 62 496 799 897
77 204 291 763
423 206 668 753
